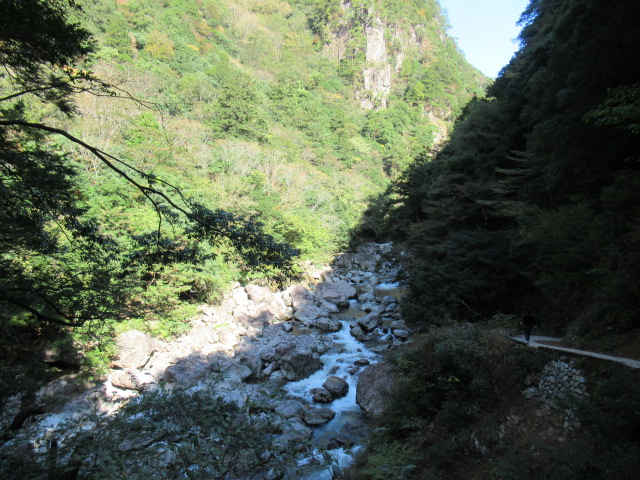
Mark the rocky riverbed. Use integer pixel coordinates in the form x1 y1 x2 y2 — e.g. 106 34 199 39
1 242 412 479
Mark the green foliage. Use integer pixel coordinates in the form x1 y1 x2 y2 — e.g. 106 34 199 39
0 386 298 479
350 327 538 479
1 0 300 339
377 0 640 337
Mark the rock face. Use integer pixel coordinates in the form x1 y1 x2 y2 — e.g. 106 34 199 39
356 362 399 417
361 17 391 109
113 330 156 369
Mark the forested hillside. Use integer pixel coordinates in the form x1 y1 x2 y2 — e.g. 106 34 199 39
348 4 640 478
0 0 482 368
382 0 640 350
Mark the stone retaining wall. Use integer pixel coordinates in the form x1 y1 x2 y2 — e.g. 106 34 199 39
523 358 588 429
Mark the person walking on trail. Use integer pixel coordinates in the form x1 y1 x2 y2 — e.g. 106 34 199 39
522 313 534 343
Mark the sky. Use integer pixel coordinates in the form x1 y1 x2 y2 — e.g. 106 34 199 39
439 0 531 78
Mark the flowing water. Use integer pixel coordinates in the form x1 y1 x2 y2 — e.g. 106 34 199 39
283 307 384 478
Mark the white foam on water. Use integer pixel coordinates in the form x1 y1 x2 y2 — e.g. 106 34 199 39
294 447 361 479
284 320 378 415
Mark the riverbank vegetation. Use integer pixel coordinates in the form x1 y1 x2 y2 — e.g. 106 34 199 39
347 325 640 480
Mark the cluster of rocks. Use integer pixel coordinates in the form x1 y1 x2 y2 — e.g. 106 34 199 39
2 242 410 475
523 358 588 429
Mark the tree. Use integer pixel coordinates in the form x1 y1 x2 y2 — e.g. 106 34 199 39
0 0 297 328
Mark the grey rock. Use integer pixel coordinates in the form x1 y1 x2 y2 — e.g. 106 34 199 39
323 376 349 398
114 330 156 369
393 329 410 339
260 347 276 363
384 303 397 312
310 387 333 403
319 299 340 314
235 349 263 380
303 407 335 426
164 358 211 386
313 318 342 332
275 399 306 419
281 418 313 444
232 286 250 306
220 363 253 384
245 284 275 304
110 369 143 391
356 362 399 417
287 285 314 309
294 305 330 324
357 291 376 303
314 281 357 307
357 313 380 333
349 325 368 342
381 295 396 305
276 335 322 381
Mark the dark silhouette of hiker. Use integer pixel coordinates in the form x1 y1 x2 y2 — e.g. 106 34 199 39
522 313 534 343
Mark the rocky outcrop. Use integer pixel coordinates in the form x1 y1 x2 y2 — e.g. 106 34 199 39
360 17 391 109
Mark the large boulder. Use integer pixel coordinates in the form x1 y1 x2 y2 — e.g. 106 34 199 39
234 349 263 380
286 285 314 309
245 284 275 304
303 407 335 426
314 281 356 308
310 387 333 403
110 369 143 391
356 362 399 417
293 305 329 324
352 252 377 271
266 295 293 320
323 376 349 398
349 325 369 342
280 418 313 447
313 318 342 332
219 363 253 384
232 285 250 306
275 334 322 381
164 357 212 386
275 399 306 419
113 330 157 369
357 313 381 333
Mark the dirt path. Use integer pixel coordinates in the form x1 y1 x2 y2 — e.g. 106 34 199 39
510 335 640 369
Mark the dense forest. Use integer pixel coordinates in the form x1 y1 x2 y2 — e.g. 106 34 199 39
2 0 640 479
350 1 640 477
379 0 640 349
